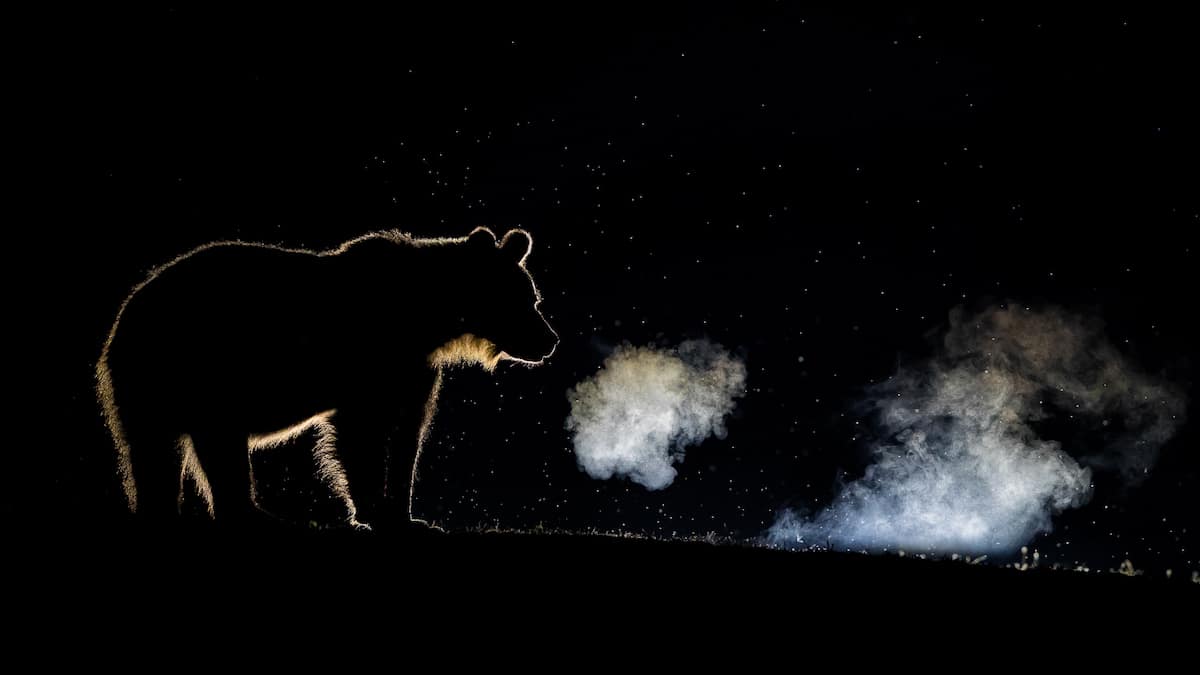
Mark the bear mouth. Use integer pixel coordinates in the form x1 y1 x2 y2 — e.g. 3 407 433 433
498 342 557 368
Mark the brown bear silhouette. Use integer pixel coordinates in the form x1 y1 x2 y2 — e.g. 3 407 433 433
97 227 557 530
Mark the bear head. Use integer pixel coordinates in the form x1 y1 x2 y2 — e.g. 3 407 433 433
447 227 558 367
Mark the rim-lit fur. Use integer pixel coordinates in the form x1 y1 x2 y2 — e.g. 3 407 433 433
97 227 555 521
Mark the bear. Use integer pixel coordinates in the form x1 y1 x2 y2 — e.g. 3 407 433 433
96 227 558 530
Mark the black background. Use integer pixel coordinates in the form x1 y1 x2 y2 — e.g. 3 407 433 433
22 6 1199 585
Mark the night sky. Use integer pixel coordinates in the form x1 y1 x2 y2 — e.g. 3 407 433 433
32 6 1198 577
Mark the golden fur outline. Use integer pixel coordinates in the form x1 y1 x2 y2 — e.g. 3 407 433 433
247 409 368 529
176 434 215 518
97 226 554 525
409 369 446 531
428 333 503 371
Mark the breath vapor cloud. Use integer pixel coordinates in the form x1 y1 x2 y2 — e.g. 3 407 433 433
769 304 1184 555
567 340 747 490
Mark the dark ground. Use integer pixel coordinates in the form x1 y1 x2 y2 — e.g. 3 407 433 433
12 526 1196 644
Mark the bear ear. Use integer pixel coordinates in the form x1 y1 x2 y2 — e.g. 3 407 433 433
500 229 532 263
467 227 497 249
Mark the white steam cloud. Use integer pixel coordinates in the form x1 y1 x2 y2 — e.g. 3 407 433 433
769 305 1185 555
567 340 747 490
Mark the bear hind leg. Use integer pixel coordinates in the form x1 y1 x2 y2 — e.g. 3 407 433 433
177 434 215 518
188 429 267 527
126 426 186 524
